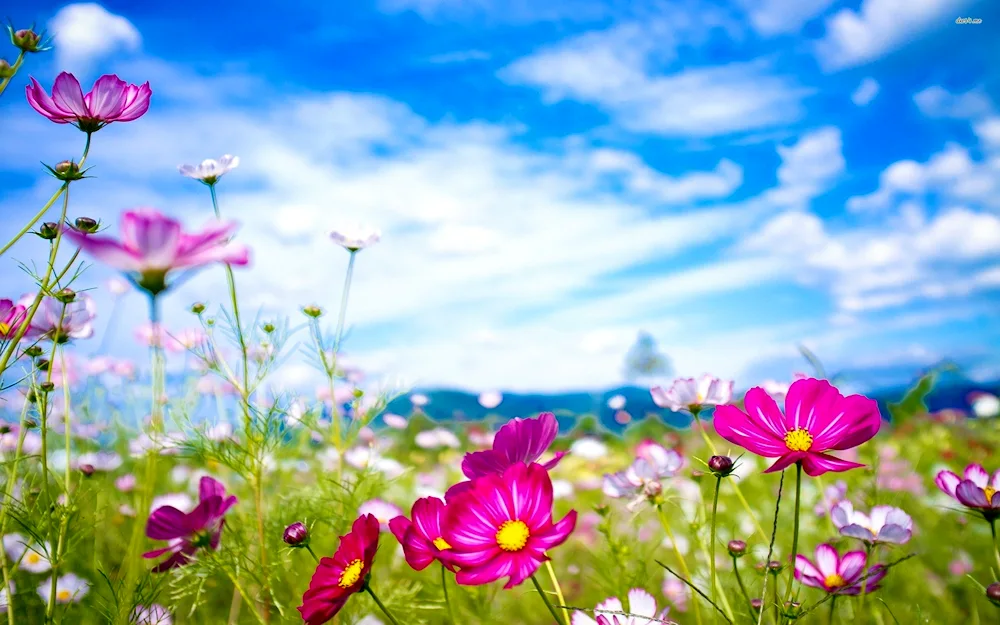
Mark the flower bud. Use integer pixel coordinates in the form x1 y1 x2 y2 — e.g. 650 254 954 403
38 222 59 240
11 29 43 53
750 598 763 611
352 388 364 399
36 359 50 372
79 464 96 477
24 418 37 429
782 601 802 619
0 425 9 435
262 322 275 334
73 216 98 233
283 522 309 546
26 391 37 404
708 455 734 476
55 288 76 303
0 58 13 79
23 345 43 358
51 160 85 181
190 302 206 314
727 539 747 557
767 561 782 575
39 381 54 393
988 582 1000 607
302 305 323 318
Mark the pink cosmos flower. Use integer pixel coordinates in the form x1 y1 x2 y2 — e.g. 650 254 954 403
814 480 848 517
389 497 455 571
713 377 881 476
19 294 95 342
794 544 886 595
935 463 1000 520
143 476 237 572
62 209 249 296
0 300 27 340
134 323 184 352
298 514 380 625
831 502 912 544
357 499 403 533
650 375 733 413
443 462 577 589
603 443 683 510
446 412 566 499
572 588 670 625
26 72 151 132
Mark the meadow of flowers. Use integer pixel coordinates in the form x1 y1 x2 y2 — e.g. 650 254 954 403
3 22 1000 625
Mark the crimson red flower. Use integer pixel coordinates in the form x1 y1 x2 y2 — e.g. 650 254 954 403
389 496 455 571
298 514 380 625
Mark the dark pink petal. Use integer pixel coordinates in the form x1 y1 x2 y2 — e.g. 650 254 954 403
964 464 989 488
187 495 224 531
444 480 473 501
935 471 961 498
446 544 501 568
492 412 559 467
838 551 867 583
410 497 445 542
142 545 178 559
199 476 227 501
956 480 990 508
713 405 787 457
800 452 865 477
540 450 567 471
508 463 552 529
814 395 882 451
26 77 72 122
115 82 152 121
62 228 144 272
388 515 411 545
461 449 508 480
503 549 547 589
84 75 127 119
783 378 841 432
529 511 577 551
763 452 804 474
742 387 788 439
455 554 514 586
50 72 88 117
145 506 190 540
400 528 436 571
794 555 824 589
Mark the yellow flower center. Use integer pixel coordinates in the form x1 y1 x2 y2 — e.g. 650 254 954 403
433 537 451 551
0 323 9 335
784 428 813 452
26 552 41 565
56 589 71 602
824 574 845 589
338 558 364 589
495 520 530 552
986 486 996 504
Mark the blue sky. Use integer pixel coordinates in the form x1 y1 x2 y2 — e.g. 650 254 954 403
1 0 999 393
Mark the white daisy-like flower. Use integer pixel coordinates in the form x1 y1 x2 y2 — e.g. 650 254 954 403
570 437 608 460
4 534 52 573
409 393 429 407
178 154 239 184
477 390 503 409
382 413 408 429
330 224 381 252
37 573 89 604
606 394 626 410
0 580 14 609
414 427 460 449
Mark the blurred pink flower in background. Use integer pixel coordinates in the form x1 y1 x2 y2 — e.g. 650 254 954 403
948 551 974 576
134 323 184 352
26 72 151 132
357 499 403 532
662 577 690 613
651 374 733 413
761 373 809 401
106 278 130 297
0 299 27 340
477 390 503 409
20 294 96 343
815 480 848 517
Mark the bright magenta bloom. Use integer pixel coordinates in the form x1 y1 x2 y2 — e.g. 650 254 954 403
0 299 27 340
713 377 881 476
143 477 237 572
62 209 249 296
446 411 566 499
26 72 151 132
389 496 455 571
443 462 577 589
298 514 380 625
795 543 886 595
936 463 1000 520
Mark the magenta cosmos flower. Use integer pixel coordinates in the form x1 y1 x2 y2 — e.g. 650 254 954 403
713 377 881 476
298 514 380 625
62 209 249 296
443 462 577 589
26 72 151 133
18 293 96 343
0 299 27 340
936 464 1000 520
143 477 237 572
795 544 886 595
389 496 455 571
446 411 566 499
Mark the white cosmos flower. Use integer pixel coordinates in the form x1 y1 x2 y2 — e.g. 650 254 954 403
606 394 626 410
4 533 52 573
330 224 381 251
358 499 403 532
37 573 89 604
570 437 608 460
178 154 239 184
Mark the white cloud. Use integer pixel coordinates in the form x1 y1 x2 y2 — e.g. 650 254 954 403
815 0 970 70
736 0 837 36
847 143 1000 212
48 3 141 74
851 78 880 106
913 85 993 119
975 118 1000 149
501 21 810 137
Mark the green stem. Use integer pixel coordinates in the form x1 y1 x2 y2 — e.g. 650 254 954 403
0 51 25 97
365 585 403 625
47 350 74 622
441 562 456 625
692 410 767 540
828 596 837 625
0 365 35 625
858 543 874 619
732 556 755 621
991 519 1000 579
710 476 721 618
305 545 320 563
529 574 566 625
41 309 66 624
784 462 803 605
333 250 356 354
544 559 570 625
657 504 704 625
224 569 267 625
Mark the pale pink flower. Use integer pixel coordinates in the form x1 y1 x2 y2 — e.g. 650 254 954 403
26 72 151 132
178 155 239 185
651 374 733 412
